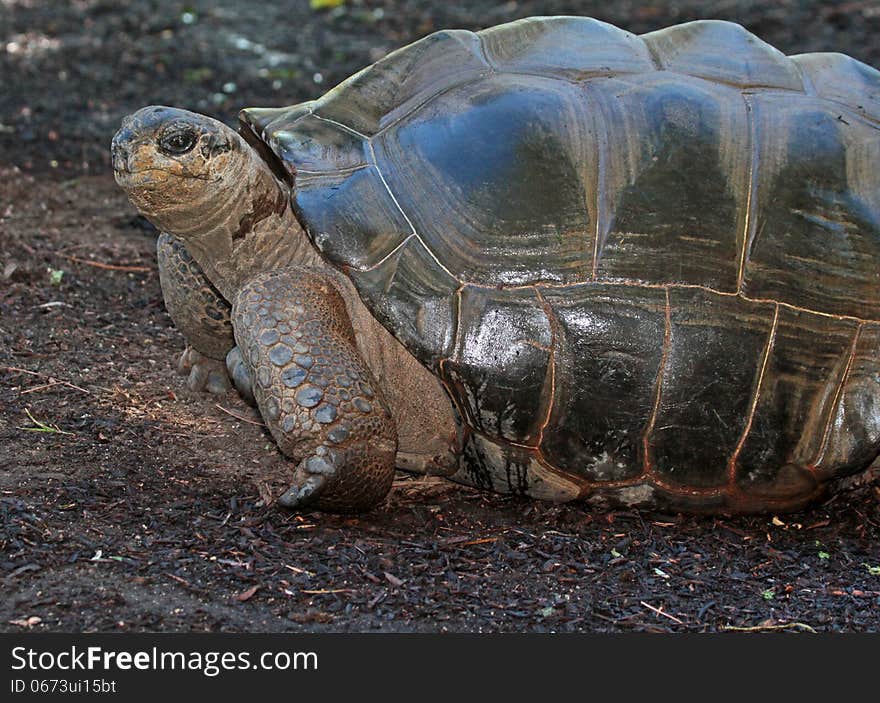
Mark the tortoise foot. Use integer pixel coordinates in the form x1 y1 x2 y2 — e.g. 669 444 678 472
177 346 231 395
232 268 398 513
225 346 256 406
277 442 396 514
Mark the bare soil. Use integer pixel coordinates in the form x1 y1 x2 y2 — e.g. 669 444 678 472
1 0 879 633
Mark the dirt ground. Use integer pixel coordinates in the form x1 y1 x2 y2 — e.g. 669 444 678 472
2 0 880 633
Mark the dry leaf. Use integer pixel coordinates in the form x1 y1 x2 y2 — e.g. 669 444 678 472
384 572 404 587
235 585 260 602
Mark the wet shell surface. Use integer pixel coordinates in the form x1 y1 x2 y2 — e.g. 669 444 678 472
240 17 880 512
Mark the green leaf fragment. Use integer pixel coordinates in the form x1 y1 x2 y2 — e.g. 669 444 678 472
310 0 345 9
19 408 74 436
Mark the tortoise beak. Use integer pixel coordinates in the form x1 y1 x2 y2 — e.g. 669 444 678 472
111 118 168 191
110 128 133 174
111 106 180 176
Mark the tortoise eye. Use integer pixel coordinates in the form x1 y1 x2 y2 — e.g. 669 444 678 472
158 127 198 155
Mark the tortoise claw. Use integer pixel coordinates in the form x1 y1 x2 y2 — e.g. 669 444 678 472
277 472 328 510
277 450 344 509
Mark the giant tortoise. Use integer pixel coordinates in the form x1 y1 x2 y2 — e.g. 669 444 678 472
111 17 880 514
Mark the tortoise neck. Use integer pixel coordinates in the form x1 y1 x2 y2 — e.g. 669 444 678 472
173 139 324 299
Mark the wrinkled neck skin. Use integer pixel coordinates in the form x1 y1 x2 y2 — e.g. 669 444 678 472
130 132 457 465
139 134 323 300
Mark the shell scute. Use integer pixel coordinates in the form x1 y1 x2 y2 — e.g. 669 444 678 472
293 166 409 270
790 52 880 123
270 114 367 173
443 286 553 445
734 309 858 487
742 93 880 319
372 73 596 287
642 19 804 90
241 102 313 141
311 29 487 137
592 73 750 288
347 236 459 370
478 15 654 78
538 283 668 482
813 324 880 478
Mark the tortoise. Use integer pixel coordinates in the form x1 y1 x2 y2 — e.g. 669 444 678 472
111 16 880 514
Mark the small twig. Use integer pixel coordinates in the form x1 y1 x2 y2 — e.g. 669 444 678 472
2 366 91 395
640 601 684 625
164 572 196 589
285 564 316 577
722 622 817 634
20 381 64 394
214 404 265 427
57 253 153 272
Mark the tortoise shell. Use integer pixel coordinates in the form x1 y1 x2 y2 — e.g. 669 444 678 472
240 17 880 512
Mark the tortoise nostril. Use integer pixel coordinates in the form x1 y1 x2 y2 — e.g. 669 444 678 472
111 138 130 171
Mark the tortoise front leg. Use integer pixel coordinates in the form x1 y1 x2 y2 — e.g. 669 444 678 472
156 232 235 394
232 268 397 512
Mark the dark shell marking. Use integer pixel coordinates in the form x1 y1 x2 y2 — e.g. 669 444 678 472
241 18 880 511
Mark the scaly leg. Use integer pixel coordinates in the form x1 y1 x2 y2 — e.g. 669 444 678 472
232 268 397 512
157 232 234 394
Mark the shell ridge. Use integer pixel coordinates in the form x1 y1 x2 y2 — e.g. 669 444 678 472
532 286 559 449
309 112 370 141
462 278 880 325
789 56 818 96
812 324 863 467
295 163 370 177
450 284 465 367
581 81 611 278
364 140 459 281
639 32 664 71
473 27 497 72
355 233 415 273
640 287 672 476
726 303 780 477
736 93 760 292
372 74 489 140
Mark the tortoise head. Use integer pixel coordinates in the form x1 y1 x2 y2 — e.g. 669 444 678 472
111 106 246 234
